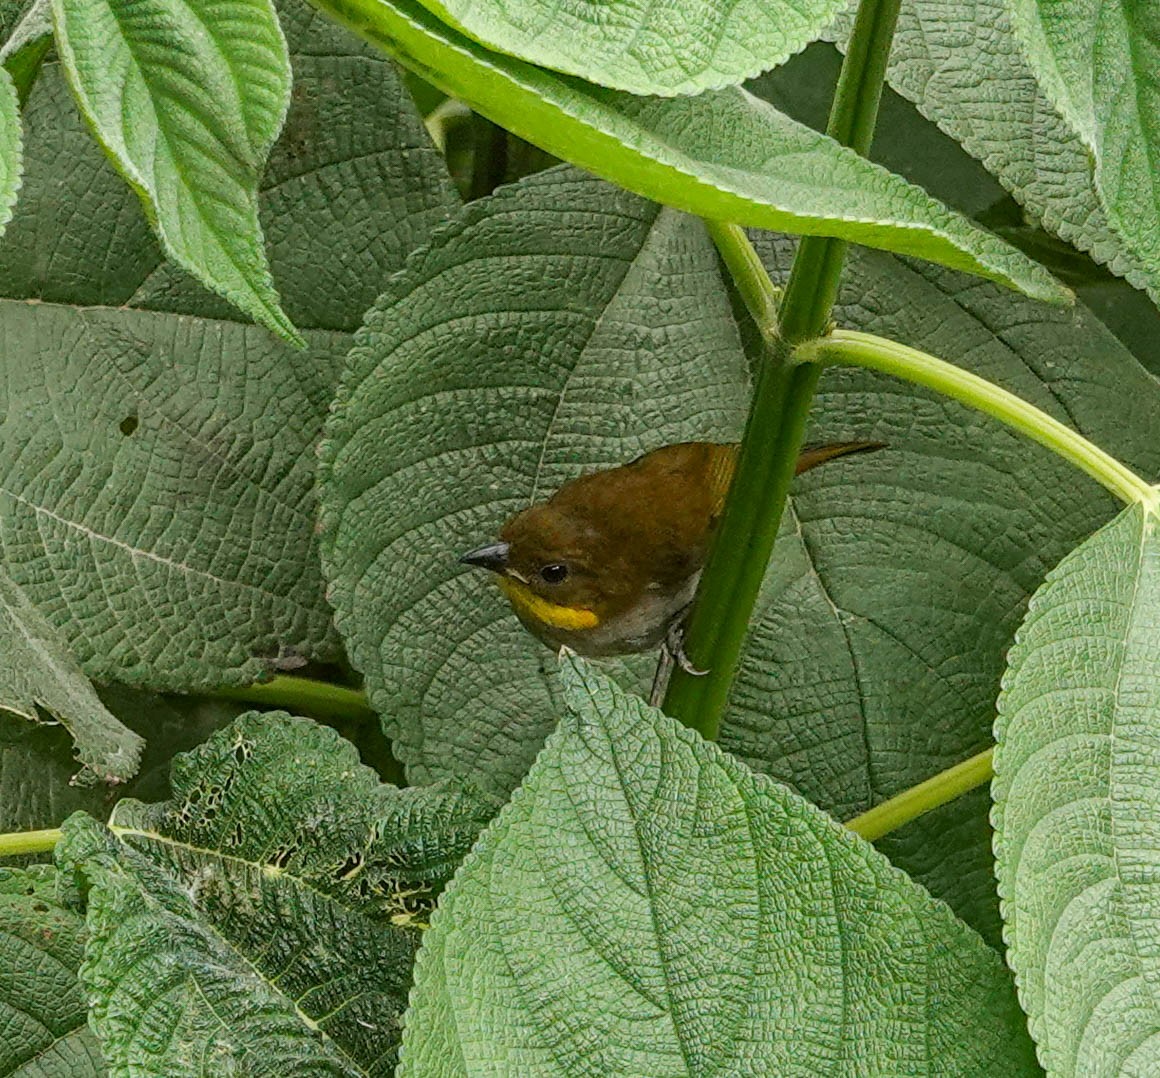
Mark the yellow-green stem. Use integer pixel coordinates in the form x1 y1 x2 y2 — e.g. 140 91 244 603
0 827 61 858
800 329 1156 508
846 748 994 841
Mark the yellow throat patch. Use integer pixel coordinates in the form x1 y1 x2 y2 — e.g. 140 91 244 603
498 577 600 632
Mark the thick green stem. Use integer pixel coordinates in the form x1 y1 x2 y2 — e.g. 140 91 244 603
663 0 903 737
800 329 1156 508
0 827 61 858
214 676 377 724
845 748 994 841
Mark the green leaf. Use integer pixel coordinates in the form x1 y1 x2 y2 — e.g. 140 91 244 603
316 0 1067 302
400 655 1038 1076
0 298 342 690
49 0 300 341
0 864 106 1077
994 500 1160 1074
59 711 489 1074
826 0 1160 303
417 0 848 95
726 230 1160 947
0 66 19 238
319 165 751 799
0 6 458 689
1006 0 1160 289
0 569 142 783
319 166 1160 944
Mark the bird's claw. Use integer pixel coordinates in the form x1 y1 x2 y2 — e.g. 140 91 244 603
665 624 708 678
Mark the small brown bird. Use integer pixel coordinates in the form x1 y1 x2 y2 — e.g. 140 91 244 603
460 441 882 684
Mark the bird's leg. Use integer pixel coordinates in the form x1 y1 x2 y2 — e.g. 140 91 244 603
648 647 675 708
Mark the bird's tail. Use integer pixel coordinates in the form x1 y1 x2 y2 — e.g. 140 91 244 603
794 440 886 474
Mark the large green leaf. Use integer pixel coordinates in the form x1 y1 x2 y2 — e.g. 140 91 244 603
49 0 300 340
0 299 342 690
994 500 1160 1074
319 165 750 799
417 0 847 95
313 0 1067 302
319 166 1160 944
727 231 1160 948
0 865 106 1077
0 569 142 783
58 711 490 1075
827 0 1160 302
0 5 458 690
400 655 1038 1076
1006 0 1160 290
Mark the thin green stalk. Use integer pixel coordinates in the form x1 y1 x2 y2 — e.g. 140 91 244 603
214 676 377 724
800 329 1157 508
663 0 903 738
703 220 781 347
845 748 994 842
0 827 61 858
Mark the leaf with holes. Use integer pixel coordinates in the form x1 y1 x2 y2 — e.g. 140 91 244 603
48 0 301 340
0 569 142 784
0 864 106 1077
417 0 848 95
400 655 1038 1076
58 710 491 1075
319 0 1067 303
994 500 1160 1073
319 165 750 801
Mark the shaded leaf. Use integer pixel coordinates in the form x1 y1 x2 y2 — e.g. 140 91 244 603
419 0 847 95
400 655 1038 1077
827 0 1160 302
0 864 106 1077
50 0 299 340
994 500 1160 1074
59 711 489 1075
0 569 142 783
319 165 750 799
320 0 1066 301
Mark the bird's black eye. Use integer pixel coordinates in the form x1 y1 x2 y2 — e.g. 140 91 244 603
539 563 568 584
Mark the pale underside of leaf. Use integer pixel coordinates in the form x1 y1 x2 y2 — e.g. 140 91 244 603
0 65 19 239
49 0 300 340
318 0 1067 302
827 0 1160 302
0 568 143 783
400 656 1038 1077
994 502 1160 1075
419 0 849 96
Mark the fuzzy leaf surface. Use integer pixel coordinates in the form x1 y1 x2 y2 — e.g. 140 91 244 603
1007 0 1160 293
320 165 751 799
828 0 1160 302
0 8 457 689
400 656 1038 1077
0 66 17 238
0 570 142 783
59 711 488 1075
0 865 106 1077
994 501 1160 1074
49 0 299 339
319 0 1066 302
418 0 847 95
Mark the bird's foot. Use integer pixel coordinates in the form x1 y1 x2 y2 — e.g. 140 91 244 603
664 623 708 678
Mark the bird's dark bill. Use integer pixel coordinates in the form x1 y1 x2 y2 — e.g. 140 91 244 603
459 541 510 572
